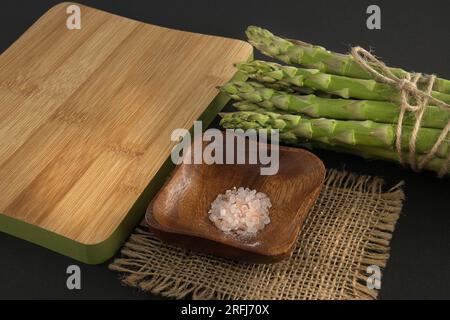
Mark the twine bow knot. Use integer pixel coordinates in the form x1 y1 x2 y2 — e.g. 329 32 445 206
350 47 450 177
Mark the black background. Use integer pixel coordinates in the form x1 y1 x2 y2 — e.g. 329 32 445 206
0 0 449 300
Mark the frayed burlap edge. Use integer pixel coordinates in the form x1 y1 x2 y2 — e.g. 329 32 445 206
109 169 404 300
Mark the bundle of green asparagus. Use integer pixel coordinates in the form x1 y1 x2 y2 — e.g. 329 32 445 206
219 26 450 177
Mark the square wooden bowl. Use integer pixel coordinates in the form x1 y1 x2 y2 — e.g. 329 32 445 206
146 135 325 263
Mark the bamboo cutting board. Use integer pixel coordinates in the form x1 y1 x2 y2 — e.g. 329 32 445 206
0 3 252 263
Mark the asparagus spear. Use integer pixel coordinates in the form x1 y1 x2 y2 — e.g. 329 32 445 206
221 106 449 158
306 141 448 177
220 111 449 176
236 60 450 104
246 26 450 95
220 81 450 130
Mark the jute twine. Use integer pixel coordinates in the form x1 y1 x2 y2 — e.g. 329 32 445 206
110 170 404 300
351 47 450 177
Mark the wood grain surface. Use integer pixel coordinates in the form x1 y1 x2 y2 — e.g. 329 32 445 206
0 3 252 245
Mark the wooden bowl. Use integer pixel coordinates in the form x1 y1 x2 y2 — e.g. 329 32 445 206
145 135 325 263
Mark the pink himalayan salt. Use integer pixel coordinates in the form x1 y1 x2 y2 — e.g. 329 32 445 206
208 187 272 236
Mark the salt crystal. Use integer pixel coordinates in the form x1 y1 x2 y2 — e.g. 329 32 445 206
208 187 272 237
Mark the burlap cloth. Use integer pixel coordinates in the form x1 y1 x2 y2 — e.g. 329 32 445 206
109 169 404 300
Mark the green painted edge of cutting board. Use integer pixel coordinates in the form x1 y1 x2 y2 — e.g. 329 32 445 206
0 69 250 265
